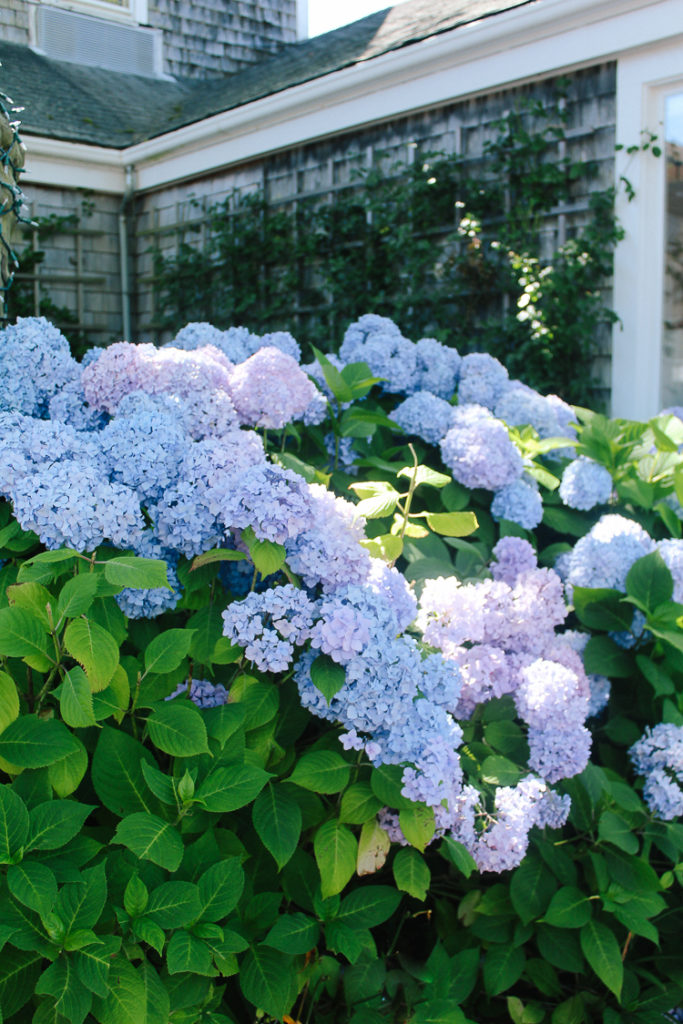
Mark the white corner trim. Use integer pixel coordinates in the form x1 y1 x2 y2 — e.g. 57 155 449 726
611 43 683 419
19 136 126 193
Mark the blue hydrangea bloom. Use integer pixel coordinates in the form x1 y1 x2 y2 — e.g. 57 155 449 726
407 337 460 399
630 723 683 820
116 533 181 619
166 678 229 708
339 314 417 394
491 477 543 529
390 391 453 445
440 405 523 491
559 456 612 510
566 514 655 592
456 352 509 410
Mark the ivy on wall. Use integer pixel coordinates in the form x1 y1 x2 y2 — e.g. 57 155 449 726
150 92 625 407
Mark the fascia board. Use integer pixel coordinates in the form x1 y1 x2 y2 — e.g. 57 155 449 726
19 135 126 193
125 0 683 191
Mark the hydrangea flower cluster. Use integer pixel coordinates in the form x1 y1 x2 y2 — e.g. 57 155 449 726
629 723 683 820
166 678 230 708
559 456 613 510
440 405 524 492
564 514 655 592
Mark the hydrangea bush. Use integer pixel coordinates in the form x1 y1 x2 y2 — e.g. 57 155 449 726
0 315 680 1024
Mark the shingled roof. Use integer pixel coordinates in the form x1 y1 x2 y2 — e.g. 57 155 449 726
0 0 536 149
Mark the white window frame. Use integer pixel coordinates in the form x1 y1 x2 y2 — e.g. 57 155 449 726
611 40 683 419
34 0 148 27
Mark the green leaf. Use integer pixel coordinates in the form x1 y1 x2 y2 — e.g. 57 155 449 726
310 654 346 704
203 703 246 747
580 919 623 999
36 957 92 1024
0 949 42 1019
0 785 29 863
411 1002 467 1024
196 763 270 812
132 917 165 956
625 551 674 612
354 492 400 519
289 751 351 794
144 629 195 675
197 859 244 922
167 930 216 975
55 666 97 728
325 919 373 964
239 945 299 1020
392 847 431 899
7 861 57 915
540 886 592 929
370 763 411 810
582 636 633 678
48 739 88 798
571 587 634 631
397 465 451 488
56 573 100 623
63 617 119 691
92 957 147 1024
103 556 169 591
0 671 19 735
140 761 177 805
483 944 526 996
114 813 183 870
0 717 79 768
146 702 209 757
27 799 92 851
312 347 354 403
339 783 383 825
146 880 202 929
91 727 163 817
264 912 319 954
509 854 556 925
636 655 675 696
399 803 435 852
138 960 170 1024
0 606 51 670
229 676 279 729
598 811 639 854
124 874 149 917
252 783 302 870
314 820 357 898
7 581 52 628
424 511 478 537
190 548 247 571
74 936 121 998
56 861 108 932
242 528 286 577
338 885 401 927
481 755 522 787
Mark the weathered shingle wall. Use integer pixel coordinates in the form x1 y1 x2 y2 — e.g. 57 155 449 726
0 0 29 46
147 0 299 79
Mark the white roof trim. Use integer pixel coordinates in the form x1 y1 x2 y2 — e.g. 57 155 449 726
20 0 683 193
20 136 125 193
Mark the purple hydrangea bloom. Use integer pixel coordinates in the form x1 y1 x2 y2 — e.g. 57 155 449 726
456 352 509 410
286 485 371 591
630 724 683 820
166 678 230 708
248 330 301 363
219 463 315 544
491 477 543 529
656 539 683 601
495 382 566 440
559 456 613 511
228 347 317 429
171 322 253 363
222 584 316 672
390 391 453 445
491 537 538 586
440 405 523 492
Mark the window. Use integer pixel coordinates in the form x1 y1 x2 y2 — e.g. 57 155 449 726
661 94 683 410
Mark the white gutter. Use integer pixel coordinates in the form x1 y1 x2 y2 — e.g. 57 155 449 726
20 0 683 195
20 136 125 193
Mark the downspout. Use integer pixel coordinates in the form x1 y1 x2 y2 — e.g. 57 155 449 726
118 164 135 341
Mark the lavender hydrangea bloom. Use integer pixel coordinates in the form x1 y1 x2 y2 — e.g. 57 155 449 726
228 347 317 429
491 477 543 529
48 371 107 432
656 539 683 601
166 678 230 708
491 536 538 586
324 434 359 474
408 337 461 399
566 514 655 592
559 456 612 511
248 331 301 363
495 382 565 439
0 317 79 415
390 391 453 445
286 485 371 591
222 585 316 672
339 314 417 394
219 463 315 544
630 723 683 820
440 405 523 491
456 352 509 410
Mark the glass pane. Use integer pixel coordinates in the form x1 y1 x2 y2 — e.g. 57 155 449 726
661 93 683 409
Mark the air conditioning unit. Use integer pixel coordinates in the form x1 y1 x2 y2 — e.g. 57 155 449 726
34 5 160 77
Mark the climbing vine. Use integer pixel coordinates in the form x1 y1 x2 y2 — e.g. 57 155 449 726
150 90 627 406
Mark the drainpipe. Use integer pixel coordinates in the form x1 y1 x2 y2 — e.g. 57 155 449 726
118 165 135 341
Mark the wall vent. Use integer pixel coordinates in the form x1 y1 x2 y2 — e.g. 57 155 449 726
35 5 160 77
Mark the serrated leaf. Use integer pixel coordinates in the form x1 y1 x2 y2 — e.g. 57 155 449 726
0 784 29 863
243 530 286 577
92 957 147 1024
356 819 390 876
0 717 80 768
56 573 100 624
393 846 430 899
289 750 351 793
36 956 92 1024
6 581 52 628
197 859 244 922
114 813 183 870
338 885 401 927
580 919 623 999
0 671 19 736
48 738 88 798
339 783 383 825
239 945 299 1020
146 702 209 756
7 861 57 916
91 727 163 817
598 811 639 854
167 929 216 975
74 935 121 998
354 492 400 519
0 606 51 667
397 465 451 488
540 887 592 929
310 654 346 704
424 511 478 537
252 783 302 870
27 800 93 852
196 763 270 812
625 551 674 612
399 803 435 852
0 949 42 1019
144 629 195 675
146 880 202 929
510 853 556 924
104 556 169 591
63 617 119 691
56 861 108 932
264 913 319 954
190 548 247 571
483 944 526 996
314 820 357 898
55 666 97 728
